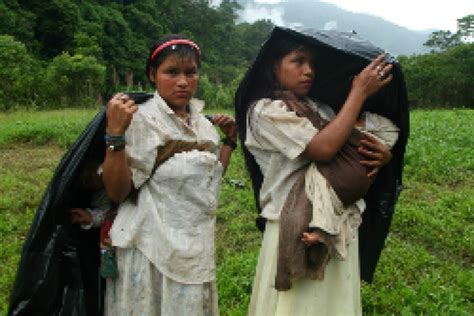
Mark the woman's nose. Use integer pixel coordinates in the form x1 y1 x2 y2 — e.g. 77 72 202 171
303 63 313 76
176 74 188 87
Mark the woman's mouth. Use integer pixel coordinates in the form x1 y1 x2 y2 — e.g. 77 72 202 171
301 81 313 88
175 91 190 98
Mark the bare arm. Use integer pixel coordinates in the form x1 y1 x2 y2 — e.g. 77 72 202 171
212 114 238 175
102 93 138 203
303 55 393 162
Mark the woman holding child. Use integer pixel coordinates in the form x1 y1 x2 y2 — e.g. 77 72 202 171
235 27 408 315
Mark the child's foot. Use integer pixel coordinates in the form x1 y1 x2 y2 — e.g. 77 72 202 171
302 231 324 246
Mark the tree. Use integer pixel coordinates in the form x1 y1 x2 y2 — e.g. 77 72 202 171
457 14 474 41
424 14 474 51
0 35 39 109
0 1 35 46
399 43 474 108
424 30 461 50
45 53 106 106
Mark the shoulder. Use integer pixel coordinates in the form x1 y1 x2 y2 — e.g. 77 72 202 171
252 98 289 114
364 112 399 130
132 95 169 126
306 98 335 120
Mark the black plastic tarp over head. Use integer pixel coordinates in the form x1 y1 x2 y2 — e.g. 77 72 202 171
8 93 152 316
234 26 409 282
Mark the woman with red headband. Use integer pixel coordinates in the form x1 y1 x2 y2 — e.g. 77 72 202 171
102 34 237 315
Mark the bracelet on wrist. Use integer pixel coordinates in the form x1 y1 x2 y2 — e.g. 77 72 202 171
105 133 126 151
221 137 237 150
105 133 125 142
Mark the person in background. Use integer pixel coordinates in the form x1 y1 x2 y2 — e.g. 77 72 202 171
69 159 118 278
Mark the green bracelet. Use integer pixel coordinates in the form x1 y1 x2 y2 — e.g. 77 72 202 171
221 137 237 150
105 134 125 142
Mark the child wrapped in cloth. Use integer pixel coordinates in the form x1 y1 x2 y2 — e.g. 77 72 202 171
275 90 399 290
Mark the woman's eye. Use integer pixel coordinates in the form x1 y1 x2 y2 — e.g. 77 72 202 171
293 58 304 65
165 68 178 75
185 68 198 76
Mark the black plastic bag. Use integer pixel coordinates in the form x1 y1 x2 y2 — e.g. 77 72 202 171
234 26 409 282
8 93 152 316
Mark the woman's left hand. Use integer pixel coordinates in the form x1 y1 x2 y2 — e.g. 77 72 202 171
358 134 392 179
212 114 238 141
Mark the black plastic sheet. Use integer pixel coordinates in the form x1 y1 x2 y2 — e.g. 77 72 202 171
8 93 152 315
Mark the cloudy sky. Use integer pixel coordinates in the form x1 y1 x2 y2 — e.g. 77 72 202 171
235 0 474 31
320 0 473 31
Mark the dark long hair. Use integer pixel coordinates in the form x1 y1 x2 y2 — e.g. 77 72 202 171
235 35 313 230
145 34 201 85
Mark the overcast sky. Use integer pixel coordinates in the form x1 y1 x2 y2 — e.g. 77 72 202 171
246 0 474 31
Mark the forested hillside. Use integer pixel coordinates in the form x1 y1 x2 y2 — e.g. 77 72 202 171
0 0 272 109
0 1 472 110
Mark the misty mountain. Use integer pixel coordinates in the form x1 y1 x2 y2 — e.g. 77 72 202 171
236 0 432 56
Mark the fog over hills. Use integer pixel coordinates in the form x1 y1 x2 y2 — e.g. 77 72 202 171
236 0 432 56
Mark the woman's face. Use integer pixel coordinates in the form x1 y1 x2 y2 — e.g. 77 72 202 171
150 54 199 112
274 48 314 97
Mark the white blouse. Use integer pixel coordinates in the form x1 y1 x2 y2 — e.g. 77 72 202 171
110 92 222 284
245 97 335 221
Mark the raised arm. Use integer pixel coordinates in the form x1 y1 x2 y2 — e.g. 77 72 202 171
303 55 393 162
102 93 138 203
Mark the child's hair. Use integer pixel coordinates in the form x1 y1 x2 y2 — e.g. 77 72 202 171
79 160 103 191
146 34 201 85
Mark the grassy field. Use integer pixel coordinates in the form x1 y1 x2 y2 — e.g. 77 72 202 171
0 108 473 315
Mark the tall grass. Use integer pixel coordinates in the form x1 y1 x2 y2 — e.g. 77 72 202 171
0 108 473 315
0 108 100 148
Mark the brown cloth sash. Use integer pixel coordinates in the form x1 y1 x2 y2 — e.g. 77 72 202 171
154 140 214 170
274 90 371 205
274 90 369 290
129 140 214 203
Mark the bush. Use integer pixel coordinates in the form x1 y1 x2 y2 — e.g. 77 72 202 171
0 35 39 110
196 73 243 109
44 53 106 107
399 43 474 108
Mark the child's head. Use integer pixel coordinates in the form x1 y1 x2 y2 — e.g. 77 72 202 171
146 34 201 109
79 160 103 191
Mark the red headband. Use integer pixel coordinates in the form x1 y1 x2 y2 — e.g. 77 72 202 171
149 39 201 63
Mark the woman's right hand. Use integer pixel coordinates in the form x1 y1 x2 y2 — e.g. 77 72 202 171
351 54 393 99
106 93 138 135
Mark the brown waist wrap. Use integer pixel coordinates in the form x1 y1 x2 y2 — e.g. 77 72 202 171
276 172 333 290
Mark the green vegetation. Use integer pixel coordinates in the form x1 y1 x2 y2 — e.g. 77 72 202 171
1 108 473 315
424 15 474 50
399 43 474 108
0 0 273 110
1 1 473 111
0 108 98 147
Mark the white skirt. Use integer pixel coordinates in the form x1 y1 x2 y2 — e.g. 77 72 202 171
248 221 362 316
104 247 219 316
